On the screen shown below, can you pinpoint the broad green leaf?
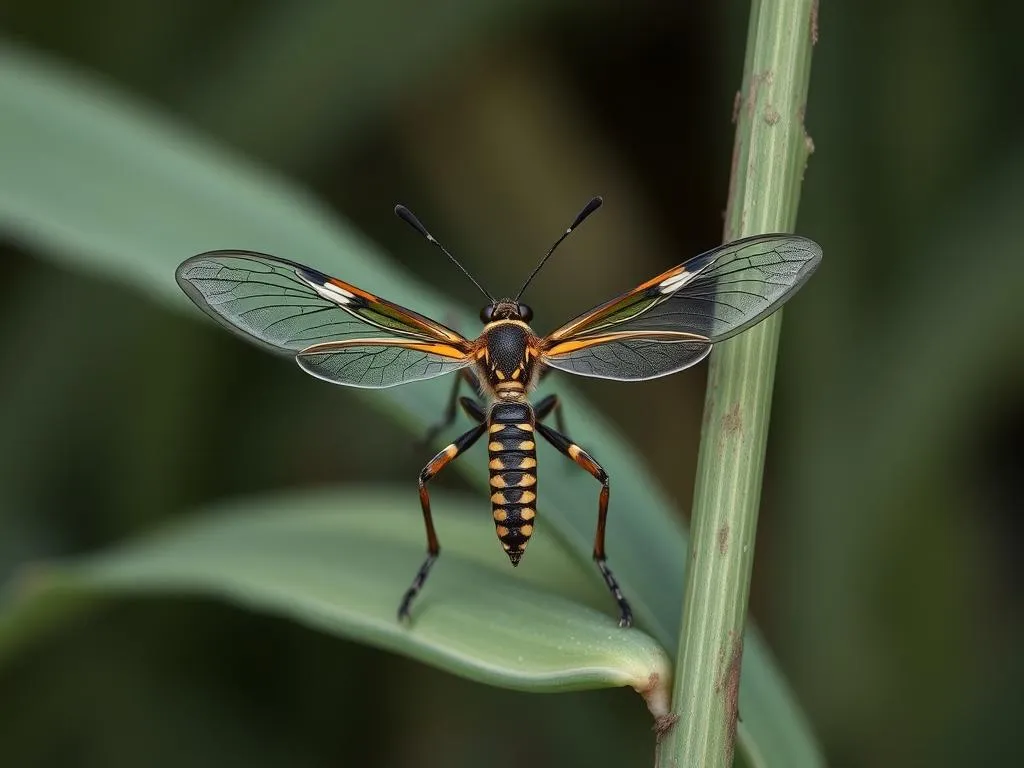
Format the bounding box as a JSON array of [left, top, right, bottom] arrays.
[[0, 489, 671, 711], [0, 41, 820, 765]]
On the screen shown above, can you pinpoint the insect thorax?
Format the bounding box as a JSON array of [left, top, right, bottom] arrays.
[[477, 320, 538, 398]]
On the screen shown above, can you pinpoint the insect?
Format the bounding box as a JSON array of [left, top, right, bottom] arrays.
[[176, 197, 821, 627]]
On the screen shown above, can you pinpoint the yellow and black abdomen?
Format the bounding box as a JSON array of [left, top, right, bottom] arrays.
[[487, 402, 537, 565]]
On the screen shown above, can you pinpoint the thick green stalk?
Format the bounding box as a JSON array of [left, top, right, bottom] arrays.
[[657, 1, 817, 766]]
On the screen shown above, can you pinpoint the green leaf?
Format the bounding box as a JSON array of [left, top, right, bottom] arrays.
[[0, 40, 820, 765], [0, 489, 671, 709]]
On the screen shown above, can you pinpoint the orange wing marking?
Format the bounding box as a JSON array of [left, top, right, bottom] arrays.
[[544, 329, 708, 357], [300, 338, 471, 359]]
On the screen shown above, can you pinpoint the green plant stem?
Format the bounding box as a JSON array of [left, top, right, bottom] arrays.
[[657, 1, 817, 766]]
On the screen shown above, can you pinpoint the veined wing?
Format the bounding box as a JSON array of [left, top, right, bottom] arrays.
[[541, 234, 820, 381], [176, 250, 468, 355], [296, 339, 472, 389], [545, 234, 822, 344], [542, 331, 711, 381]]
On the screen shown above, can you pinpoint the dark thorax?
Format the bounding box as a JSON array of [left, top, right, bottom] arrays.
[[474, 302, 541, 402]]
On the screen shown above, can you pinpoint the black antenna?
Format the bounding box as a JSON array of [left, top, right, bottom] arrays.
[[395, 204, 494, 302], [515, 196, 602, 301]]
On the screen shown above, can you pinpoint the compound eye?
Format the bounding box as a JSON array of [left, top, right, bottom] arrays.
[[517, 303, 534, 322], [480, 304, 496, 323]]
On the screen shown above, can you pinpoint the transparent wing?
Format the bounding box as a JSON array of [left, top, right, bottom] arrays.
[[543, 331, 712, 381], [546, 234, 821, 344], [176, 250, 468, 355], [296, 339, 472, 389]]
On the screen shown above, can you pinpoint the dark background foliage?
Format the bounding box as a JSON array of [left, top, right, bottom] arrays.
[[1, 1, 1022, 766]]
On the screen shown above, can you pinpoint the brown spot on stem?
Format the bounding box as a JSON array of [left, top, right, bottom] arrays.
[[811, 0, 820, 44], [764, 105, 780, 125], [717, 524, 730, 555], [718, 402, 743, 459], [653, 712, 679, 740], [745, 70, 774, 119], [723, 635, 744, 767], [731, 90, 741, 123], [722, 402, 743, 437], [714, 641, 727, 694]]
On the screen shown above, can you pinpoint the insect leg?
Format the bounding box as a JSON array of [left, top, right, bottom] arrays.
[[459, 396, 486, 423], [399, 422, 487, 622], [419, 370, 482, 447], [533, 393, 568, 435], [535, 422, 632, 628]]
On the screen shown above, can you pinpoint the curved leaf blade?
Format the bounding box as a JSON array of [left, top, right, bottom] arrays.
[[0, 489, 671, 710]]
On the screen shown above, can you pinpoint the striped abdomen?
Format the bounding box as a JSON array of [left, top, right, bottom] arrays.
[[487, 402, 537, 565]]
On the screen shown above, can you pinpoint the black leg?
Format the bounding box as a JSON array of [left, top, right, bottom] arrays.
[[419, 371, 481, 448], [533, 393, 568, 435], [459, 396, 486, 423], [535, 421, 632, 628], [419, 375, 463, 448], [536, 368, 565, 431], [399, 422, 486, 622]]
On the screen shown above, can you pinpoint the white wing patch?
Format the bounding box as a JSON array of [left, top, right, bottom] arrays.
[[658, 270, 694, 294], [295, 269, 355, 305]]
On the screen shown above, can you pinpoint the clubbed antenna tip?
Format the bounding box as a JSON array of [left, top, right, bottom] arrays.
[[515, 195, 604, 300], [394, 203, 494, 302]]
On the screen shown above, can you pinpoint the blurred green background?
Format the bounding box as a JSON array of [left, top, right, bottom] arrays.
[[1, 1, 1022, 766]]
